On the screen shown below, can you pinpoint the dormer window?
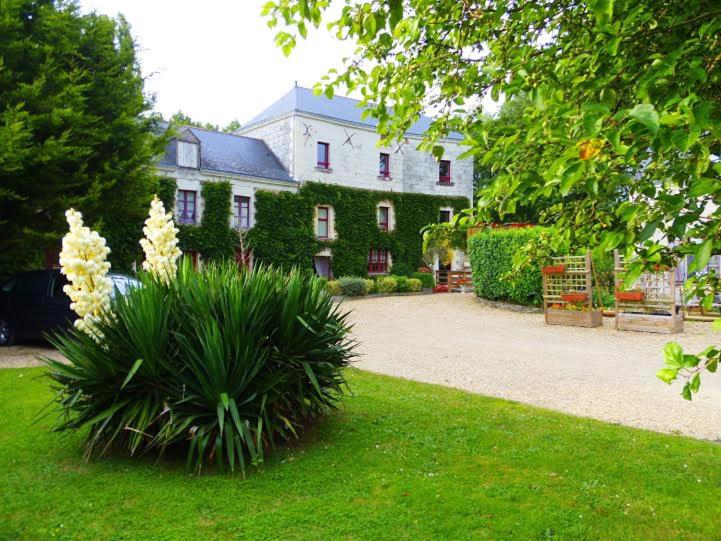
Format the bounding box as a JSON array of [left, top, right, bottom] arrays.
[[316, 142, 330, 169], [177, 141, 199, 168], [438, 160, 451, 184]]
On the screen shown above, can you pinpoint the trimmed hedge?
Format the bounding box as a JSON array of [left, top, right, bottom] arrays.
[[468, 227, 543, 306], [337, 276, 368, 297], [412, 271, 435, 289]]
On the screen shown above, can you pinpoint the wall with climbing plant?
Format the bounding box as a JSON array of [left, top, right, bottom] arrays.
[[249, 182, 469, 276], [156, 177, 239, 262]]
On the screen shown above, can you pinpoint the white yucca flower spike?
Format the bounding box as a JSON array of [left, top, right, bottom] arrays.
[[140, 195, 182, 283], [58, 209, 112, 340]]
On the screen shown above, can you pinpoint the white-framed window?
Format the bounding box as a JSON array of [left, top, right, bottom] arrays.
[[177, 141, 199, 168]]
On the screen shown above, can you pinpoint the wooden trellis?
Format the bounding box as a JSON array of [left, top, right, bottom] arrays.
[[542, 252, 602, 328], [614, 251, 683, 334]]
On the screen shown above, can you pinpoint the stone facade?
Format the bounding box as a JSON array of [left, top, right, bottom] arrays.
[[240, 113, 473, 201]]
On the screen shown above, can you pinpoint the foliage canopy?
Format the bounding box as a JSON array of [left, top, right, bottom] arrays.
[[263, 0, 721, 396]]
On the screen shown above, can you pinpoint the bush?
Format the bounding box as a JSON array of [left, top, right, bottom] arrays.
[[468, 227, 543, 306], [337, 276, 368, 297], [375, 276, 398, 294], [412, 271, 435, 289], [364, 278, 376, 294], [408, 278, 423, 292], [393, 275, 411, 293], [326, 279, 342, 296], [390, 261, 414, 277], [45, 262, 355, 473]]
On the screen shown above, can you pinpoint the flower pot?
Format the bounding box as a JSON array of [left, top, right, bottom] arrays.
[[542, 264, 566, 275], [615, 290, 645, 302], [433, 285, 449, 293], [561, 292, 587, 303]]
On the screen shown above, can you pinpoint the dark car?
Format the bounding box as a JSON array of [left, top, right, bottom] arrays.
[[0, 269, 140, 346]]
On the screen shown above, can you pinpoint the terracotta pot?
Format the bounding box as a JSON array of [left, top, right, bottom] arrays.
[[541, 264, 566, 275], [615, 290, 645, 301], [561, 292, 587, 303]]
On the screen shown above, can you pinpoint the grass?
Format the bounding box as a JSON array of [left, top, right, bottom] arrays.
[[1, 367, 720, 540]]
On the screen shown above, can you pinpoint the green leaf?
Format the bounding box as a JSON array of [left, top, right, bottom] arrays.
[[711, 318, 721, 331], [690, 239, 713, 272], [656, 368, 678, 384], [589, 0, 613, 25], [681, 354, 700, 368], [681, 382, 692, 401], [220, 392, 229, 410], [663, 342, 683, 368], [120, 359, 143, 390], [628, 104, 659, 134], [707, 358, 718, 373], [689, 373, 701, 393]]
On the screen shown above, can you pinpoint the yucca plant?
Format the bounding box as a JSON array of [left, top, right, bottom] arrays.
[[44, 261, 355, 473]]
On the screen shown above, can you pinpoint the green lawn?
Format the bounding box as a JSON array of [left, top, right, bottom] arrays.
[[1, 367, 720, 540]]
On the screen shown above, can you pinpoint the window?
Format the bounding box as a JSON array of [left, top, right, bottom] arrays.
[[378, 206, 390, 231], [177, 141, 199, 168], [379, 153, 390, 178], [176, 189, 197, 224], [439, 160, 451, 184], [439, 210, 452, 223], [368, 248, 390, 274], [233, 195, 250, 229], [316, 142, 330, 169], [317, 206, 329, 238]]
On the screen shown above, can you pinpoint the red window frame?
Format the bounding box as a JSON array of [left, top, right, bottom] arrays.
[[368, 248, 389, 274], [317, 206, 329, 238], [317, 142, 330, 169], [439, 160, 452, 184], [177, 189, 197, 224], [378, 206, 390, 231], [379, 153, 390, 178], [234, 195, 250, 229]]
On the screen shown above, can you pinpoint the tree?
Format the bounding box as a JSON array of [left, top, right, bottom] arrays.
[[168, 111, 242, 133], [264, 0, 721, 397], [0, 0, 165, 275]]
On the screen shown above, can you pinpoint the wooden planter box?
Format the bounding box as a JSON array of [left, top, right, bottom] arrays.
[[616, 313, 684, 334], [615, 291, 645, 302], [546, 309, 603, 328], [561, 292, 587, 303], [542, 264, 566, 275]]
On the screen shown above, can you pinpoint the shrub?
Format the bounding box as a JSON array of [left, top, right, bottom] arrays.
[[412, 271, 435, 289], [45, 262, 355, 473], [394, 275, 411, 293], [468, 227, 543, 306], [364, 278, 376, 294], [390, 261, 414, 277], [408, 278, 423, 292], [375, 276, 398, 294], [337, 276, 368, 297], [326, 279, 342, 296]]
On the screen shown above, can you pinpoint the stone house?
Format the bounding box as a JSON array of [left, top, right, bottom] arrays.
[[158, 85, 474, 277]]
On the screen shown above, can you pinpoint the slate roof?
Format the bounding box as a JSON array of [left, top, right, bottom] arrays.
[[242, 85, 463, 141], [158, 124, 294, 183]]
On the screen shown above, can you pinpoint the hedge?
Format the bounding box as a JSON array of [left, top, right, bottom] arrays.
[[468, 227, 543, 306], [249, 182, 469, 276]]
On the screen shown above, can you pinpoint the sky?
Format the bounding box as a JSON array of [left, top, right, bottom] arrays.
[[79, 0, 500, 128], [78, 0, 358, 127]]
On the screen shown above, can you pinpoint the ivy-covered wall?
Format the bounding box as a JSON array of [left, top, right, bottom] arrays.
[[157, 177, 239, 262], [250, 182, 470, 276]]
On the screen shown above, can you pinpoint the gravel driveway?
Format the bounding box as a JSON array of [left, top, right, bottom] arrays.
[[345, 294, 721, 441]]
